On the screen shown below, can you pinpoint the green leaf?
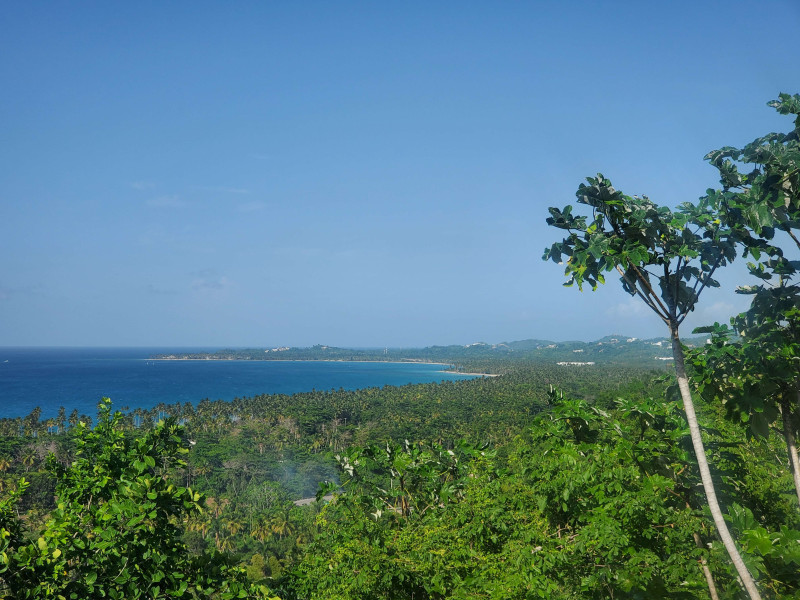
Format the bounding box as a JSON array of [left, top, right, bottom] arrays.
[[750, 412, 770, 439], [126, 514, 144, 528]]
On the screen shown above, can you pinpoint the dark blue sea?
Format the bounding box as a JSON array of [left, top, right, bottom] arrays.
[[0, 348, 477, 420]]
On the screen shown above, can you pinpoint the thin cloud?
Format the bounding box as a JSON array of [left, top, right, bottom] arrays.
[[145, 284, 179, 295], [192, 186, 250, 195], [146, 195, 187, 208], [237, 201, 266, 212], [0, 283, 44, 300], [191, 275, 232, 292], [130, 181, 155, 190], [697, 301, 736, 321], [190, 268, 217, 278], [606, 298, 651, 318], [272, 246, 324, 258], [189, 269, 233, 293]]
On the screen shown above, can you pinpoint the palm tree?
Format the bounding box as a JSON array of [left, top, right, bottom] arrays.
[[24, 406, 42, 437], [19, 447, 36, 472], [252, 520, 272, 544], [56, 406, 66, 434], [224, 518, 242, 537], [189, 516, 211, 539], [270, 509, 294, 540], [216, 534, 233, 553]]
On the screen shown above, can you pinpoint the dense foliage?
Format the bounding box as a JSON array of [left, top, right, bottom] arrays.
[[3, 364, 800, 599], [0, 399, 275, 599], [291, 388, 800, 599], [0, 367, 658, 598]]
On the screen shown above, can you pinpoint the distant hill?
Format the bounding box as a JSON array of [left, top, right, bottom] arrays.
[[151, 334, 709, 372]]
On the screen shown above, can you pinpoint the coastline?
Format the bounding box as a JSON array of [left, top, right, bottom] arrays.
[[146, 357, 499, 377], [148, 358, 452, 366], [442, 371, 500, 377]]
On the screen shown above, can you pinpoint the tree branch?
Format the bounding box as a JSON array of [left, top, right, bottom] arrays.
[[678, 253, 724, 326], [628, 260, 671, 321], [673, 256, 683, 316], [615, 265, 665, 320], [785, 227, 800, 251]]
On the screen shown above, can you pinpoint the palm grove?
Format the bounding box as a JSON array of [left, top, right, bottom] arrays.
[[1, 95, 799, 599]]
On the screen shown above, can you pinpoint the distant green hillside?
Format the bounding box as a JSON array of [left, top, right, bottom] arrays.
[[152, 335, 709, 373]]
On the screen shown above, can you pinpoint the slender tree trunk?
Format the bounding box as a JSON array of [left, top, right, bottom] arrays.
[[693, 531, 720, 600], [783, 394, 800, 508], [686, 497, 719, 600], [683, 496, 720, 599], [671, 327, 762, 600]]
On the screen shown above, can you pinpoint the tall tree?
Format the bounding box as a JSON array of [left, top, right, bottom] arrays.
[[56, 406, 66, 435], [698, 93, 800, 508], [544, 176, 762, 599]]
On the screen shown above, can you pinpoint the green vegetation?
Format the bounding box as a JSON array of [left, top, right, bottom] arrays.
[[2, 94, 800, 598], [0, 399, 276, 599], [150, 334, 702, 374], [4, 370, 798, 598], [543, 93, 800, 599], [543, 172, 755, 590], [294, 392, 800, 599]]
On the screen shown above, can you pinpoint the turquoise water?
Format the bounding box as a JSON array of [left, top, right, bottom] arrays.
[[0, 347, 476, 420]]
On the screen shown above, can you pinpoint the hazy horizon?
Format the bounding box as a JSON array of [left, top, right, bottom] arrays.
[[0, 331, 702, 351]]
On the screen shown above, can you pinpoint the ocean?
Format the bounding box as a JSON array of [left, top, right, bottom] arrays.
[[0, 347, 477, 420]]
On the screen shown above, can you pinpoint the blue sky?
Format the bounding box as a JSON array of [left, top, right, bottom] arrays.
[[1, 1, 798, 347]]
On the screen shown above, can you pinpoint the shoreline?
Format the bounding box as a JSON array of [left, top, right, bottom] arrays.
[[442, 371, 500, 377], [146, 357, 499, 377], [148, 357, 451, 366]]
